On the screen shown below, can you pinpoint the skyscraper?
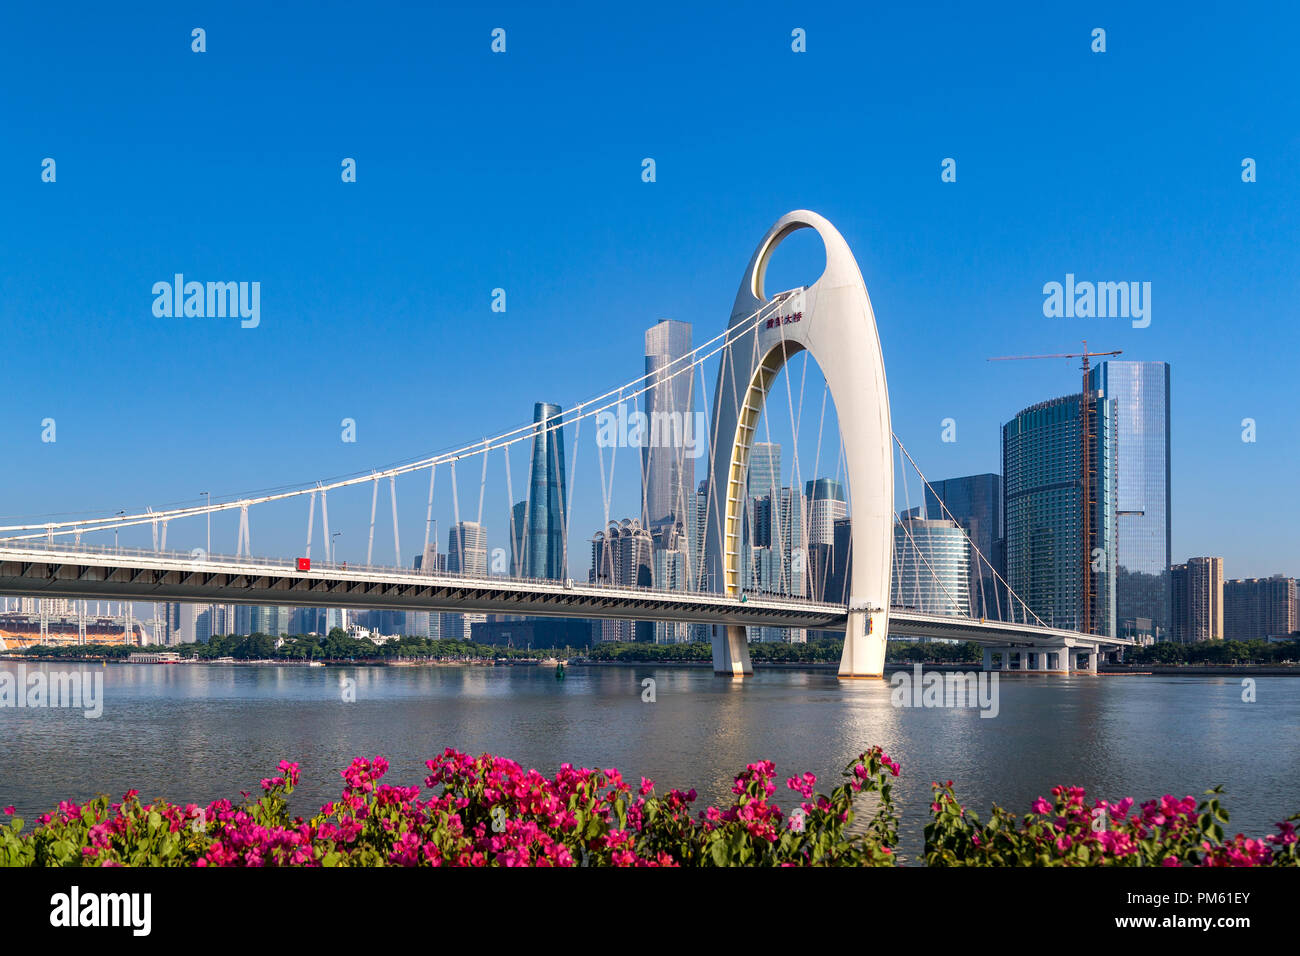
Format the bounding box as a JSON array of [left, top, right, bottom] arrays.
[[924, 473, 1006, 620], [1003, 392, 1117, 636], [590, 519, 654, 643], [1170, 557, 1223, 643], [508, 499, 528, 578], [1088, 361, 1172, 642], [747, 484, 807, 642], [805, 478, 847, 601], [892, 517, 971, 617], [166, 602, 204, 644], [650, 521, 690, 644], [826, 516, 853, 605], [747, 443, 781, 499], [442, 521, 488, 639], [524, 403, 568, 580], [249, 606, 292, 638], [413, 544, 444, 638], [742, 443, 781, 605], [642, 319, 694, 530], [690, 479, 709, 591]]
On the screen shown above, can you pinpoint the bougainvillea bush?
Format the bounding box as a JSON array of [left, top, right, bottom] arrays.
[[0, 747, 1294, 866]]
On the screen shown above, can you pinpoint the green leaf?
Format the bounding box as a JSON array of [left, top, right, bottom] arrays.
[[710, 839, 729, 867]]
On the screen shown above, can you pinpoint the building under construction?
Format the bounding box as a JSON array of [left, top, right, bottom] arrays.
[[1001, 390, 1118, 637]]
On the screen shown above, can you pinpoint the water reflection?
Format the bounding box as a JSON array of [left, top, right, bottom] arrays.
[[0, 662, 1295, 861]]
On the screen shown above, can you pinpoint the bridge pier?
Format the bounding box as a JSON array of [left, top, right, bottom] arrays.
[[981, 647, 1015, 672], [837, 608, 886, 679], [711, 624, 753, 676], [1022, 645, 1072, 674]]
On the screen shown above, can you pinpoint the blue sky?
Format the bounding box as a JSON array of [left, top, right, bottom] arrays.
[[1, 1, 1296, 580]]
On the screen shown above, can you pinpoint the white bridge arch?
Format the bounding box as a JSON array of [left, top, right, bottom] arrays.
[[705, 210, 893, 678]]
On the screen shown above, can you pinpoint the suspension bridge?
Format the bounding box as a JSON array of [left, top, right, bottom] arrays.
[[0, 210, 1132, 676]]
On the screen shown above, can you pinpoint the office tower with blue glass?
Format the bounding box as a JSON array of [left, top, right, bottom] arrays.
[[508, 499, 528, 578], [442, 521, 488, 640], [805, 478, 847, 602], [891, 517, 971, 616], [1087, 360, 1172, 642], [642, 319, 694, 532], [924, 473, 1006, 620], [1003, 392, 1118, 636], [524, 402, 568, 580]]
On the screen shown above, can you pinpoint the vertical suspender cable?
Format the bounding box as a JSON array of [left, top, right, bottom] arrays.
[[390, 474, 402, 568], [305, 490, 316, 560], [367, 476, 379, 566], [561, 415, 581, 580], [423, 464, 437, 571]]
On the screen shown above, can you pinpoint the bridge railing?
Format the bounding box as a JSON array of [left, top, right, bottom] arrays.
[[0, 538, 847, 610]]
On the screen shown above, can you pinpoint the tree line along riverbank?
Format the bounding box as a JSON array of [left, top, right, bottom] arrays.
[[6, 632, 1297, 667]]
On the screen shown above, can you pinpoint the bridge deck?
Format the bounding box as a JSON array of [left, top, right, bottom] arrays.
[[0, 544, 1131, 647]]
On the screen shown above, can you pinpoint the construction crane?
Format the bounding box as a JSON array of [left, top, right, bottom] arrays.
[[988, 341, 1121, 635]]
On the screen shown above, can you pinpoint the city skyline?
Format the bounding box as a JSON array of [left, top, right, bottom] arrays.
[[3, 3, 1298, 895], [1, 6, 1296, 587]]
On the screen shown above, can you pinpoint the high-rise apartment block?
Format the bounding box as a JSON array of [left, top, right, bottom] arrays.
[[1224, 575, 1297, 640], [1170, 557, 1223, 642]]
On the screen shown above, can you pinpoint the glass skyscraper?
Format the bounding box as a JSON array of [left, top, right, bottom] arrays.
[[742, 442, 781, 606], [443, 521, 488, 639], [747, 443, 781, 499], [892, 517, 971, 616], [804, 478, 846, 601], [1087, 361, 1172, 642], [590, 519, 654, 643], [1002, 392, 1117, 636], [643, 319, 694, 530], [924, 473, 1006, 620], [508, 499, 527, 578], [746, 483, 807, 643], [524, 402, 568, 580]]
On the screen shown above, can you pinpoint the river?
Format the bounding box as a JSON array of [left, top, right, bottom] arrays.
[[2, 662, 1295, 862]]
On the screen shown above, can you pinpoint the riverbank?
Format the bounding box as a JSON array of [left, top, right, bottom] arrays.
[[1102, 664, 1300, 676], [7, 654, 1298, 675]]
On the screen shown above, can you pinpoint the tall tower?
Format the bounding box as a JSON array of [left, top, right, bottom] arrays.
[[524, 403, 568, 580], [506, 500, 527, 577], [443, 521, 488, 640], [892, 517, 971, 617], [1087, 361, 1172, 642], [1170, 557, 1223, 643], [590, 519, 654, 643], [1003, 392, 1117, 636], [924, 474, 1006, 620], [642, 320, 694, 531]]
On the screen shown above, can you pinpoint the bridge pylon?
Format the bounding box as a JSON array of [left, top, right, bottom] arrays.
[[705, 210, 893, 678]]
